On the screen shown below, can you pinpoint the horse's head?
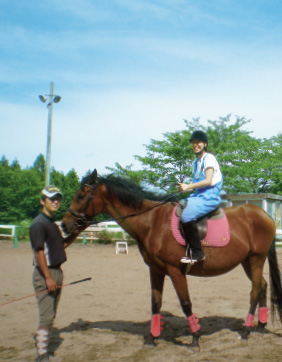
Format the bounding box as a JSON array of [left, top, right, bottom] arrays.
[[62, 170, 160, 235], [62, 169, 103, 234]]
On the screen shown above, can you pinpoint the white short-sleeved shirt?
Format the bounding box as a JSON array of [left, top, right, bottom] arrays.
[[195, 153, 222, 185]]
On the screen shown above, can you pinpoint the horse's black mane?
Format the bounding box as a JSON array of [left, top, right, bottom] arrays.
[[81, 173, 174, 208]]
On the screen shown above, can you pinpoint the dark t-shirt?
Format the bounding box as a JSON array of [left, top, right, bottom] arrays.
[[30, 212, 66, 267]]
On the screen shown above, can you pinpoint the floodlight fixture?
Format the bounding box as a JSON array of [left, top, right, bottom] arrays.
[[39, 95, 47, 103], [53, 95, 61, 103], [39, 82, 61, 187]]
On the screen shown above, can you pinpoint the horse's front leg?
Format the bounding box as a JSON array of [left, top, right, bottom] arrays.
[[168, 266, 201, 348], [144, 268, 165, 346]]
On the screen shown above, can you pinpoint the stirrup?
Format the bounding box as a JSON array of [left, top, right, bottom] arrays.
[[181, 250, 205, 264], [180, 256, 205, 264], [181, 256, 195, 264]]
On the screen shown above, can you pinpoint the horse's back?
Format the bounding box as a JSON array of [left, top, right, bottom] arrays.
[[225, 203, 276, 251], [225, 203, 274, 229]]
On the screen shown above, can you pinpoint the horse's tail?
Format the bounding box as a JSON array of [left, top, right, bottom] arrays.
[[268, 238, 282, 323]]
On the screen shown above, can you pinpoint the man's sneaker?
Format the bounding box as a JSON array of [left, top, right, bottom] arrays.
[[49, 355, 62, 362], [181, 251, 205, 264], [36, 353, 49, 362]]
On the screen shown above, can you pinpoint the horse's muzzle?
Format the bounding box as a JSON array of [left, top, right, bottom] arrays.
[[61, 220, 78, 235]]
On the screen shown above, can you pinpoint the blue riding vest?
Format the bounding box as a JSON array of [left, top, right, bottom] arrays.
[[181, 154, 223, 223]]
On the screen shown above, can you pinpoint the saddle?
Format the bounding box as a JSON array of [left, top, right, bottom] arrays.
[[175, 199, 224, 240]]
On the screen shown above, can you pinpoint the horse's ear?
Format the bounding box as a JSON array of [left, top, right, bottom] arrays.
[[90, 169, 98, 184]]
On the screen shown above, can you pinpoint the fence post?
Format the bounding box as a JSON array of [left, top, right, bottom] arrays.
[[14, 226, 18, 249], [82, 232, 87, 245]]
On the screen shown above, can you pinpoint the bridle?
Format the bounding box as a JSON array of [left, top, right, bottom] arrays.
[[67, 184, 95, 227]]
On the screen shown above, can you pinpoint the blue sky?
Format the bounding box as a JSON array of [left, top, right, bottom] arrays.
[[1, 0, 282, 178]]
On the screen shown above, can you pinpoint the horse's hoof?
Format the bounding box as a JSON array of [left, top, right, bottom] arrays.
[[187, 334, 200, 350], [144, 334, 158, 346], [239, 327, 252, 340], [255, 322, 267, 333], [187, 343, 200, 352]]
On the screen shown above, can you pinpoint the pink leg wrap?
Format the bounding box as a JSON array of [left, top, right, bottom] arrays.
[[258, 307, 268, 324], [187, 313, 200, 333], [151, 314, 164, 337], [243, 313, 254, 327]]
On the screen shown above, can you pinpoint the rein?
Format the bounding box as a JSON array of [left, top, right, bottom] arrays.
[[68, 186, 182, 227], [106, 192, 181, 225]]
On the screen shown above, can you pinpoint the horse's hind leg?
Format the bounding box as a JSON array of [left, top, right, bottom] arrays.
[[256, 276, 268, 332], [241, 256, 267, 338], [145, 268, 165, 345]]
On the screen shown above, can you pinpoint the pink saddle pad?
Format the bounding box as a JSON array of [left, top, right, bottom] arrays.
[[171, 205, 230, 247]]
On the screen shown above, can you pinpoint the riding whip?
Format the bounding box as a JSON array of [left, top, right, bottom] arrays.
[[0, 277, 91, 307]]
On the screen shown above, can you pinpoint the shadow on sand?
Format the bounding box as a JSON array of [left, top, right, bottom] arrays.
[[49, 311, 280, 354]]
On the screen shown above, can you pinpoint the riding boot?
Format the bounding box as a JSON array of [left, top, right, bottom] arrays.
[[180, 220, 205, 264]]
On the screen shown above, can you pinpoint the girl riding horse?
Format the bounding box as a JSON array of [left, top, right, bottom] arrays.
[[178, 130, 223, 263]]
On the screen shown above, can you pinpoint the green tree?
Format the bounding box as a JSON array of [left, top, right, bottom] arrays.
[[268, 133, 282, 195], [55, 169, 80, 220], [204, 116, 265, 193], [0, 155, 9, 168], [136, 129, 194, 190], [106, 163, 147, 186], [206, 117, 282, 193], [33, 154, 46, 174], [0, 158, 23, 223], [107, 129, 194, 194], [0, 155, 80, 224], [107, 115, 282, 195], [10, 159, 21, 171]]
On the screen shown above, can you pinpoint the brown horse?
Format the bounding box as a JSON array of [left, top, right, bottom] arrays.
[[62, 169, 282, 348]]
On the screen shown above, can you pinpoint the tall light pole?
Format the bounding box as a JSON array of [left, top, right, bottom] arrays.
[[39, 82, 61, 187]]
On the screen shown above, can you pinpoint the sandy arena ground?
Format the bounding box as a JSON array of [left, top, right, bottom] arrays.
[[1, 240, 282, 362]]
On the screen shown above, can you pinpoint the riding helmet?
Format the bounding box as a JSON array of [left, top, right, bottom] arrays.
[[189, 130, 208, 144]]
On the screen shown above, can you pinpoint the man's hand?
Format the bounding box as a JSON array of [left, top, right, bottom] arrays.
[[35, 250, 57, 292], [45, 275, 57, 292], [64, 233, 79, 249]]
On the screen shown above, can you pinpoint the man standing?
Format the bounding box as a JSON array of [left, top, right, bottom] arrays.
[[30, 186, 77, 362]]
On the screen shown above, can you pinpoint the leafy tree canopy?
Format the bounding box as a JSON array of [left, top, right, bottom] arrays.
[[107, 115, 282, 195], [0, 155, 80, 224]]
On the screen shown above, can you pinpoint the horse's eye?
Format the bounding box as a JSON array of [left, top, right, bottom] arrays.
[[77, 194, 84, 201]]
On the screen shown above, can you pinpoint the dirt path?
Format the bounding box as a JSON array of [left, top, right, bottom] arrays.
[[1, 241, 282, 361]]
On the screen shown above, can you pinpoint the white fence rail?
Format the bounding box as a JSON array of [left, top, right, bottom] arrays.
[[0, 225, 18, 248], [276, 229, 282, 246], [0, 225, 16, 238], [1, 224, 282, 247]]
